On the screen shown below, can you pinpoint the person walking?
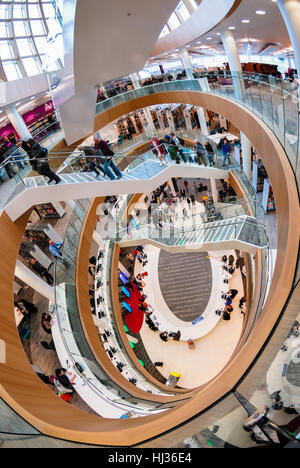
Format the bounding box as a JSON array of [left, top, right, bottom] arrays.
[[30, 259, 53, 286], [49, 240, 69, 266], [79, 145, 105, 177], [30, 140, 61, 184], [94, 136, 122, 180]]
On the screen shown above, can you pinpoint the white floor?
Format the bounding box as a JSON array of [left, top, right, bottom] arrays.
[[136, 247, 245, 389]]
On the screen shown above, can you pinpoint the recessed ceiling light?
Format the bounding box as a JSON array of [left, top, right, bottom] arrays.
[[206, 37, 212, 40], [228, 26, 236, 30], [242, 19, 250, 23], [256, 10, 266, 15]]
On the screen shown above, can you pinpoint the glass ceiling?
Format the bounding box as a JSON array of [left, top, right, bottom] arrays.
[[0, 0, 63, 81], [159, 0, 199, 39]]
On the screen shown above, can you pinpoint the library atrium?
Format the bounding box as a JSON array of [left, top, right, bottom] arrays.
[[0, 0, 300, 449]]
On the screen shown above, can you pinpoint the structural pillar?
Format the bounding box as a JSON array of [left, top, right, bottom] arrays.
[[15, 260, 55, 301], [240, 132, 252, 181], [99, 84, 108, 99], [130, 73, 141, 89], [143, 107, 157, 137], [93, 230, 103, 248], [277, 0, 300, 78], [197, 107, 209, 136], [210, 179, 219, 205], [169, 179, 178, 197], [4, 103, 32, 140], [221, 29, 244, 100], [179, 47, 194, 80]]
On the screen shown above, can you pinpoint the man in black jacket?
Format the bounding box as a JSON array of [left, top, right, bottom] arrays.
[[30, 259, 53, 286]]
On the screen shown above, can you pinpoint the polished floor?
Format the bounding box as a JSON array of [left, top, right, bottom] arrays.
[[140, 248, 245, 389], [158, 250, 212, 322]]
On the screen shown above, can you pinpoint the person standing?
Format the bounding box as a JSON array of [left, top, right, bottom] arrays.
[[41, 312, 55, 350], [205, 141, 215, 167], [194, 140, 206, 166], [151, 136, 167, 166], [222, 138, 231, 167]]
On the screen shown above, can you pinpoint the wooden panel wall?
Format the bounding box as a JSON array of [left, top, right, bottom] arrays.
[[0, 91, 298, 446]]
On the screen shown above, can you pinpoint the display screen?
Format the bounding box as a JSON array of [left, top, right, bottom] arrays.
[[119, 273, 128, 285]]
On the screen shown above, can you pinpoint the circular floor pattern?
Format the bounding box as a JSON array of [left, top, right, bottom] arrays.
[[286, 358, 300, 388], [158, 250, 213, 323]]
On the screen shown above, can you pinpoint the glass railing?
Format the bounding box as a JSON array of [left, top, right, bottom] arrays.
[[95, 73, 300, 180], [53, 198, 179, 417], [1, 141, 236, 209], [113, 216, 268, 250]]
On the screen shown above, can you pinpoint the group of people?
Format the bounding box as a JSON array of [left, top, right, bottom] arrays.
[[150, 132, 232, 169], [0, 135, 28, 182], [0, 134, 61, 185], [78, 136, 122, 180], [215, 254, 247, 322]]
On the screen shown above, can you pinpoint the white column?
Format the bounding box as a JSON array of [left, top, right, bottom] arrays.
[[221, 29, 243, 100], [179, 47, 194, 80], [169, 179, 177, 197], [130, 73, 141, 89], [64, 200, 85, 218], [93, 230, 103, 248], [15, 260, 55, 301], [210, 179, 219, 205], [143, 107, 157, 136], [277, 0, 300, 79], [197, 107, 209, 136], [240, 132, 252, 181], [100, 84, 108, 99], [4, 104, 32, 140]]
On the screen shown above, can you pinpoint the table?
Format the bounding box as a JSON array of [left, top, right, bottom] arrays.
[[207, 132, 240, 146]]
